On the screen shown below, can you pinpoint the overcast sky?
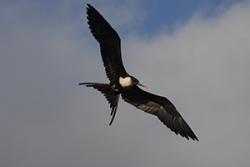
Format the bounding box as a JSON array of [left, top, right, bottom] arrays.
[[1, 0, 250, 167]]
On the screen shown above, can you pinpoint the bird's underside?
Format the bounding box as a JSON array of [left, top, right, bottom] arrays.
[[80, 4, 199, 141]]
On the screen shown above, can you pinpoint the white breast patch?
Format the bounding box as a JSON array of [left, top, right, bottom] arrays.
[[119, 77, 132, 87]]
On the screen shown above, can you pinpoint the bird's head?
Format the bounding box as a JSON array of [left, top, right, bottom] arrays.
[[119, 76, 146, 88]]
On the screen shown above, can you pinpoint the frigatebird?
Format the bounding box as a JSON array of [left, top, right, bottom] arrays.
[[79, 4, 198, 141]]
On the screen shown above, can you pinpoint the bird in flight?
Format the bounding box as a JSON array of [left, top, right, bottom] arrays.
[[79, 4, 198, 141]]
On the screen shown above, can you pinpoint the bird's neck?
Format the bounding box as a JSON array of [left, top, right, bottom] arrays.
[[119, 76, 132, 87]]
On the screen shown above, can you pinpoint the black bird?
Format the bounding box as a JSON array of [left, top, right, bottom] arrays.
[[79, 4, 198, 141]]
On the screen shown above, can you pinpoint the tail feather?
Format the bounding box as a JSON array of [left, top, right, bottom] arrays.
[[79, 82, 119, 125]]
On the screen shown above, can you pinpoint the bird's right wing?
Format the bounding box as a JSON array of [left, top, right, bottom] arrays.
[[86, 4, 128, 83], [121, 86, 198, 141]]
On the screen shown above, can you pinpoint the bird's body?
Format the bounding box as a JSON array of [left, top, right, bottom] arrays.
[[80, 4, 198, 141]]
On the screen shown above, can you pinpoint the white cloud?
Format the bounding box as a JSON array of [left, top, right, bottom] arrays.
[[122, 2, 250, 166]]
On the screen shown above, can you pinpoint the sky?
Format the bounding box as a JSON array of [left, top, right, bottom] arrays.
[[1, 0, 250, 167]]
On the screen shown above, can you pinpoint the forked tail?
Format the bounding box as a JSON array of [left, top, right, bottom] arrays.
[[79, 82, 119, 125]]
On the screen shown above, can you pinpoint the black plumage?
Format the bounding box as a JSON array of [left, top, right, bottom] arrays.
[[121, 86, 198, 140], [80, 4, 198, 141], [86, 4, 128, 84]]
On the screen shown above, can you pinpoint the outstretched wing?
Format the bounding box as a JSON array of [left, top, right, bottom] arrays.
[[86, 4, 128, 83], [121, 86, 198, 141]]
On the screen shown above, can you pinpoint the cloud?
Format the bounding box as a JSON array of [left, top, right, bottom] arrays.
[[123, 2, 250, 166], [1, 1, 250, 167]]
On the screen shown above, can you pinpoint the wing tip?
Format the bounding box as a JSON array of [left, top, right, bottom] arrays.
[[184, 133, 199, 141], [165, 115, 199, 141], [86, 3, 95, 19], [86, 3, 93, 10], [179, 120, 199, 141], [86, 3, 98, 17], [189, 131, 199, 141]]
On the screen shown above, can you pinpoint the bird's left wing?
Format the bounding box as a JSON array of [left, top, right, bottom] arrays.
[[121, 86, 198, 141]]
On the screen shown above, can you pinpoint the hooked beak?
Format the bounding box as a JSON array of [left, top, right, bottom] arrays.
[[137, 82, 147, 88]]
